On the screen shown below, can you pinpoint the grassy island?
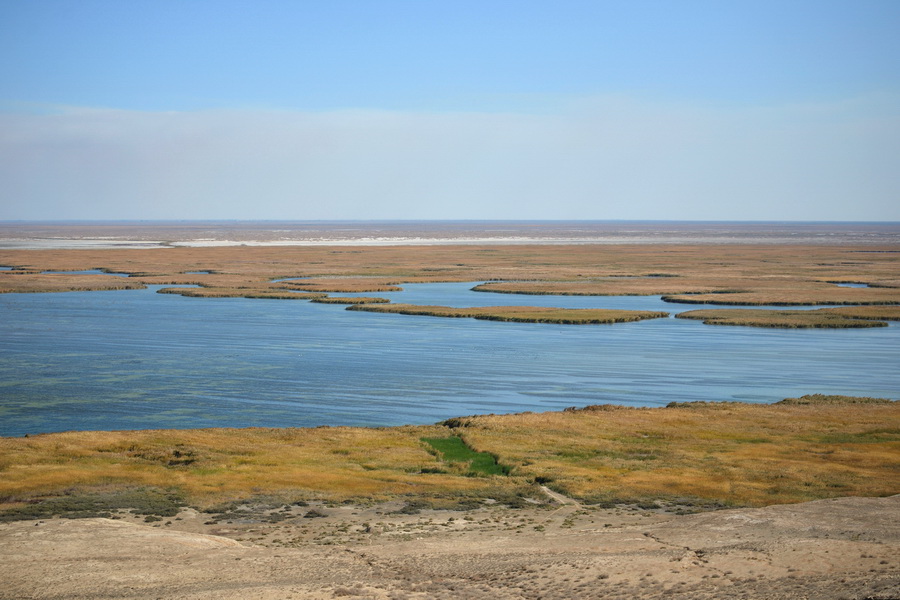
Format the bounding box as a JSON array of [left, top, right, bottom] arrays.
[[675, 307, 900, 328], [347, 303, 669, 324], [310, 296, 390, 304], [157, 287, 327, 300]]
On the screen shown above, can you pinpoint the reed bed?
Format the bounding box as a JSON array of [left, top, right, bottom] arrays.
[[0, 272, 146, 293], [475, 280, 900, 306], [310, 296, 390, 304], [347, 303, 669, 324], [281, 278, 404, 293], [134, 273, 261, 287], [675, 308, 892, 328], [157, 287, 327, 300], [662, 285, 900, 306], [818, 306, 900, 320], [472, 279, 736, 296]]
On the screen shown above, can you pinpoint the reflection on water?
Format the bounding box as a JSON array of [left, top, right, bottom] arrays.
[[0, 282, 897, 436]]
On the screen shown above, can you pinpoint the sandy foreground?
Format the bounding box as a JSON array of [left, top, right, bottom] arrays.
[[1, 494, 897, 600]]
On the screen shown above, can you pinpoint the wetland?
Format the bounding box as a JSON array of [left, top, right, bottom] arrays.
[[1, 235, 899, 437], [1, 222, 898, 599]]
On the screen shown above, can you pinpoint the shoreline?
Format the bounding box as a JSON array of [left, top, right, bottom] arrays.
[[3, 397, 896, 515]]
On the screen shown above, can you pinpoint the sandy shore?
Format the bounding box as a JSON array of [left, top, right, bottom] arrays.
[[1, 494, 897, 599]]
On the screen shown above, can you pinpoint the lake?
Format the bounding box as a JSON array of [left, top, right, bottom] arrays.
[[1, 281, 897, 436]]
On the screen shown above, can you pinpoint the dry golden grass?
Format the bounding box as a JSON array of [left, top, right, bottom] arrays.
[[476, 279, 900, 306], [454, 400, 900, 506], [310, 296, 390, 304], [133, 273, 263, 287], [2, 400, 896, 512], [662, 284, 900, 306], [472, 278, 736, 296], [818, 305, 900, 320], [0, 425, 512, 510], [157, 287, 326, 300], [347, 303, 669, 324], [282, 278, 404, 293], [675, 308, 890, 328], [0, 272, 146, 293]]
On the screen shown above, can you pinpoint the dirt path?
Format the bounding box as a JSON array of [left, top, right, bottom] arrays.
[[539, 485, 581, 507], [1, 495, 897, 599]]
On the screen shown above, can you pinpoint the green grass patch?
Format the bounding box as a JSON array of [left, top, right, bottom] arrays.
[[422, 436, 509, 476]]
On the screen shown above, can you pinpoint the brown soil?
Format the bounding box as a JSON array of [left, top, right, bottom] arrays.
[[1, 495, 896, 599]]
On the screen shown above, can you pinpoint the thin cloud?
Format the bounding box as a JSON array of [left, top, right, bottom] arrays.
[[1, 95, 897, 220]]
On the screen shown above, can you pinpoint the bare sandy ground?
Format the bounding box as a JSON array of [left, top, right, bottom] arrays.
[[1, 494, 897, 599]]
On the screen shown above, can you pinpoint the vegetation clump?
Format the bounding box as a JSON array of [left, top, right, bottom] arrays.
[[0, 272, 146, 293], [817, 306, 900, 321], [310, 296, 390, 304], [675, 308, 892, 328], [472, 279, 729, 296], [157, 287, 326, 300], [348, 303, 669, 324], [284, 278, 404, 293]]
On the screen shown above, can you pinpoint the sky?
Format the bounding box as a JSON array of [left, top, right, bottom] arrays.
[[1, 0, 898, 221]]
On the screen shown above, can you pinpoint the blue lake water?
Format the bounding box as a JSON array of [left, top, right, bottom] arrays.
[[1, 282, 897, 436]]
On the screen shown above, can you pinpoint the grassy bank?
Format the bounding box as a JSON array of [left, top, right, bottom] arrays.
[[1, 397, 896, 520]]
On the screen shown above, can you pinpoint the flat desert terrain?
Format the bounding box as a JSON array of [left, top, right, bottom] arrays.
[[1, 494, 898, 600]]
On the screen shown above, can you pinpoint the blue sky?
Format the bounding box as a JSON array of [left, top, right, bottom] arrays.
[[1, 0, 898, 220]]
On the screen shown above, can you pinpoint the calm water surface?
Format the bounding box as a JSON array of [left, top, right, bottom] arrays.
[[1, 282, 897, 436]]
